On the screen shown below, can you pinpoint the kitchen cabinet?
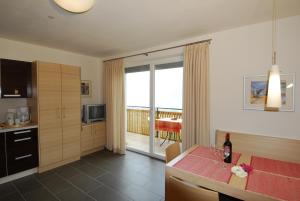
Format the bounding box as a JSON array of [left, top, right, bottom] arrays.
[[0, 134, 7, 178], [0, 127, 38, 179], [6, 128, 38, 175], [0, 58, 32, 98], [36, 61, 81, 172], [81, 121, 106, 155]]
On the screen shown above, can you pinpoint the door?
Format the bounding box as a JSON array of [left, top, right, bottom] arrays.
[[153, 62, 183, 157], [81, 125, 93, 153], [125, 65, 150, 154], [38, 61, 63, 166], [0, 133, 7, 178], [61, 65, 81, 160], [93, 121, 106, 148], [125, 60, 183, 159]]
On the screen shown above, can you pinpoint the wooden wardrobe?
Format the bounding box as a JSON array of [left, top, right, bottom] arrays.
[[35, 61, 81, 172]]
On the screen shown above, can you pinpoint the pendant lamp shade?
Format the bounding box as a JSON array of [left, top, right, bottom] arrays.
[[266, 65, 281, 108], [53, 0, 95, 13]]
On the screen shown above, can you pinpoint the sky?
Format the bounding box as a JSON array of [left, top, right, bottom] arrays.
[[126, 68, 183, 110]]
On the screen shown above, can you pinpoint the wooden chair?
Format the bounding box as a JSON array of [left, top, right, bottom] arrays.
[[165, 142, 181, 163], [166, 176, 219, 201]]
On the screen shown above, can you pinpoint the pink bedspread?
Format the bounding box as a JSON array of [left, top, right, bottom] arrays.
[[174, 146, 241, 183]]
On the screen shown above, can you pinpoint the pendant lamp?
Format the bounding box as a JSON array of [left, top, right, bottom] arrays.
[[266, 0, 281, 110], [53, 0, 95, 13]]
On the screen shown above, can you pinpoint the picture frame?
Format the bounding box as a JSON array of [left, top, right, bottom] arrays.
[[81, 80, 92, 97], [243, 73, 295, 111]]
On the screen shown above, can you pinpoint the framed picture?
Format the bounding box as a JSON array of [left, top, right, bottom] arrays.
[[243, 74, 295, 111], [81, 80, 92, 97]]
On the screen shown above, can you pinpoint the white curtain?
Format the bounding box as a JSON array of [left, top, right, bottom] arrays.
[[104, 59, 126, 154], [182, 42, 210, 151]]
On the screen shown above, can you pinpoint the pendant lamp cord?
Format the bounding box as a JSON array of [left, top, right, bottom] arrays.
[[272, 0, 278, 65]]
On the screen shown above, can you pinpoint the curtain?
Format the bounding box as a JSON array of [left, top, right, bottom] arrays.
[[182, 42, 210, 151], [104, 59, 126, 154]]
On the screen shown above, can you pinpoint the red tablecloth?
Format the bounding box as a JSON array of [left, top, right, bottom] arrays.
[[246, 156, 300, 201], [155, 118, 182, 133], [174, 146, 241, 184]]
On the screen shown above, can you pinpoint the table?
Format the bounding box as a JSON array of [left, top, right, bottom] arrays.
[[155, 118, 182, 146], [166, 145, 300, 201]]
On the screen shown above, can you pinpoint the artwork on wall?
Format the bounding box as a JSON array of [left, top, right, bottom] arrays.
[[81, 80, 92, 97], [243, 74, 295, 111]]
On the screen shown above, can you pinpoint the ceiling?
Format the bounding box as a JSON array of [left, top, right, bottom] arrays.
[[0, 0, 299, 58]]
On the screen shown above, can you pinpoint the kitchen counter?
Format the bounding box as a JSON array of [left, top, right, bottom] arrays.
[[0, 122, 38, 133]]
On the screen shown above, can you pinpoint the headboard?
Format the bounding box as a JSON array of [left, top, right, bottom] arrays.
[[215, 129, 300, 163]]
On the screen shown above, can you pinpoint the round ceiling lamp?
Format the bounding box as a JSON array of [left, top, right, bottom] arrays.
[[53, 0, 95, 13]]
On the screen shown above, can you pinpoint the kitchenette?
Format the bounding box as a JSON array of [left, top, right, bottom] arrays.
[[0, 58, 39, 184]]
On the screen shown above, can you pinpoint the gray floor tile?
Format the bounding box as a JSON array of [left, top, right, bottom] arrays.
[[69, 160, 90, 169], [89, 185, 132, 201], [143, 179, 165, 197], [0, 150, 166, 201], [96, 173, 132, 192], [23, 187, 58, 201], [120, 185, 163, 201], [54, 165, 80, 179], [0, 193, 24, 201], [56, 187, 95, 201], [69, 173, 102, 193], [13, 175, 43, 194], [34, 170, 56, 181], [77, 164, 107, 178], [38, 174, 73, 194], [0, 182, 16, 198]]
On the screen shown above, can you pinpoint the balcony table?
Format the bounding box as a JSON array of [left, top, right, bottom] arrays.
[[166, 145, 300, 201], [155, 118, 182, 145]]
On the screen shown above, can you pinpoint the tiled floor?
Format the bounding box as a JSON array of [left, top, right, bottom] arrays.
[[0, 150, 165, 201]]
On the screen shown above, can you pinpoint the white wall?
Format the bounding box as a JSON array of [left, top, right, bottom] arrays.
[[210, 15, 299, 141], [0, 37, 104, 104], [0, 38, 104, 121], [106, 15, 300, 141]]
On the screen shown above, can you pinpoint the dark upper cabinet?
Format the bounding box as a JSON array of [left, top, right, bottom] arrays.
[[0, 134, 7, 178], [0, 59, 32, 98]]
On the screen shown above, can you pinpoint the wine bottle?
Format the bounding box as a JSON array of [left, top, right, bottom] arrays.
[[223, 133, 232, 163]]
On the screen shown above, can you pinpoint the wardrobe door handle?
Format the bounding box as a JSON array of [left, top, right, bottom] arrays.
[[57, 107, 61, 119], [62, 107, 66, 118]]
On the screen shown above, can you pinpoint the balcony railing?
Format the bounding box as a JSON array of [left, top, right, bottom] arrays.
[[126, 106, 182, 141]]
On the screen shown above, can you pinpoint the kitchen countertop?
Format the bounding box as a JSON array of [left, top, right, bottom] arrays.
[[0, 122, 38, 133]]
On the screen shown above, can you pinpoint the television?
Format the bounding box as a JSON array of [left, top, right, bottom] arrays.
[[82, 104, 106, 123]]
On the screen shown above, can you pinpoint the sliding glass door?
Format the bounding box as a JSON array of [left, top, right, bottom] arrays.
[[125, 65, 150, 154], [125, 61, 183, 159]]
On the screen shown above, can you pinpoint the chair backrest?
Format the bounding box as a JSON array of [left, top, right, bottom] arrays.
[[165, 142, 181, 163], [166, 176, 219, 201]]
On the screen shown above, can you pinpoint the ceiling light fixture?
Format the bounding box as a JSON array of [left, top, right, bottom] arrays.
[[266, 0, 281, 111], [53, 0, 95, 13]]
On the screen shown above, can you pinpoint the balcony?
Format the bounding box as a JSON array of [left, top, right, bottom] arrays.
[[126, 106, 182, 156]]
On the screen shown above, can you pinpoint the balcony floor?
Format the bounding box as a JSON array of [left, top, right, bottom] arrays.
[[126, 132, 176, 156]]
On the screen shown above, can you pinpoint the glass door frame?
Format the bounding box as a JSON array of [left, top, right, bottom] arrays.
[[125, 56, 183, 160]]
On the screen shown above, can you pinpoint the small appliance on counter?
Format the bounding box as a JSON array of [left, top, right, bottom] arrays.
[[5, 107, 31, 127], [16, 106, 30, 123], [6, 109, 16, 126]]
